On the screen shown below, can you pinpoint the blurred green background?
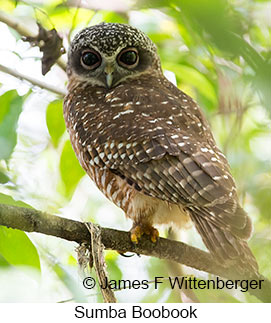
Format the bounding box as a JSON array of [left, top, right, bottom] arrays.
[[0, 0, 270, 303]]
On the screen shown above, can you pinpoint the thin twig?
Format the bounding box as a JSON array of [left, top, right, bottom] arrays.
[[0, 10, 67, 72], [0, 63, 66, 96], [0, 203, 270, 302]]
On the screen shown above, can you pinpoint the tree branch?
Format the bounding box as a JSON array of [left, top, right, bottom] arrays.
[[0, 203, 270, 302], [0, 63, 66, 96], [0, 10, 67, 72]]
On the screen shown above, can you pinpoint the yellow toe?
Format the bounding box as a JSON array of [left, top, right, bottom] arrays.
[[130, 224, 159, 244]]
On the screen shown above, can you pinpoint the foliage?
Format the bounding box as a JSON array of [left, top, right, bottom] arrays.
[[0, 90, 24, 160], [0, 0, 270, 303]]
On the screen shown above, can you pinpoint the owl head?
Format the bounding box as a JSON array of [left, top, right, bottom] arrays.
[[67, 22, 161, 88]]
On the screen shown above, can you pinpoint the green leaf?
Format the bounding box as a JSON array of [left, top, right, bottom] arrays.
[[106, 252, 122, 281], [254, 187, 271, 224], [60, 140, 85, 197], [0, 171, 9, 184], [0, 226, 40, 271], [0, 90, 24, 160], [0, 195, 38, 271], [46, 99, 66, 147], [0, 91, 12, 124], [0, 253, 10, 267], [164, 62, 217, 107], [0, 193, 33, 209]]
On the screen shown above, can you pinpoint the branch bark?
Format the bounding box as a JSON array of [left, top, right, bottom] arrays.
[[0, 203, 270, 302], [0, 63, 66, 96]]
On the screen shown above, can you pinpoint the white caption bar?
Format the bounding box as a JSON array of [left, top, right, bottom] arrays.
[[0, 303, 269, 322]]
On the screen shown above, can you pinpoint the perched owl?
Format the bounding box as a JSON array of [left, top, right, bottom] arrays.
[[64, 23, 258, 275]]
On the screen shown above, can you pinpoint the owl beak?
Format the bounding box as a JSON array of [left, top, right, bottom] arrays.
[[104, 64, 114, 88], [106, 73, 113, 88]]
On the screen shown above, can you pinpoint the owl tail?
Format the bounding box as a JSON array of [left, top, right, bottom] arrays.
[[190, 209, 259, 277]]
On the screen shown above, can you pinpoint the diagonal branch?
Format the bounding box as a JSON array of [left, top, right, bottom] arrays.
[[0, 203, 270, 302], [0, 63, 66, 96]]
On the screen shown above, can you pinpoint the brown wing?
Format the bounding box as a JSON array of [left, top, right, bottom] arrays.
[[90, 136, 258, 273], [92, 135, 248, 233]]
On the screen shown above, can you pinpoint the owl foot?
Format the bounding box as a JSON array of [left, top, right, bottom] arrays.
[[130, 224, 159, 244]]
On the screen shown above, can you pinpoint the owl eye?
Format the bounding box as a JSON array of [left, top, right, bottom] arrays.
[[81, 50, 101, 70], [117, 48, 139, 68]]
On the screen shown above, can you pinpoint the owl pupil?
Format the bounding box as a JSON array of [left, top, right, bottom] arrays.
[[120, 51, 137, 65], [82, 52, 99, 67]]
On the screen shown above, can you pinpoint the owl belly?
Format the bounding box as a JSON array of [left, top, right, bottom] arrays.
[[88, 164, 191, 229], [126, 189, 192, 228]]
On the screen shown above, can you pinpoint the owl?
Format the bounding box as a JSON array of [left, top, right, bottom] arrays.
[[64, 22, 258, 275]]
